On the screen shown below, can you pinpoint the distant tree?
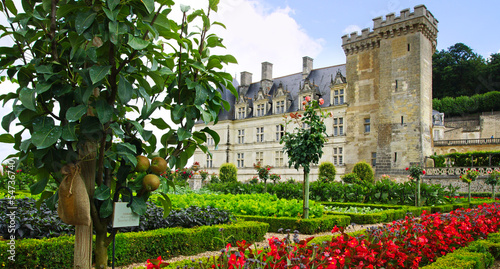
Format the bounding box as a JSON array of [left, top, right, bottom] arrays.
[[433, 43, 487, 99]]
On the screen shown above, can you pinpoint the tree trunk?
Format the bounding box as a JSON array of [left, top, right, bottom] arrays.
[[416, 179, 421, 207], [75, 142, 97, 269], [493, 185, 496, 200], [303, 170, 310, 219], [468, 182, 471, 203], [95, 229, 109, 269]]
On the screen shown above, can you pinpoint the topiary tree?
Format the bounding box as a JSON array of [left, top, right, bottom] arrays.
[[352, 161, 374, 184], [341, 172, 360, 184], [219, 163, 238, 183], [318, 161, 336, 182], [280, 97, 329, 219], [0, 0, 236, 268]]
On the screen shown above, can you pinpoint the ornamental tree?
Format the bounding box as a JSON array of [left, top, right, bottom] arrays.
[[0, 0, 236, 267], [280, 97, 329, 218], [406, 164, 426, 207], [486, 169, 500, 200], [460, 168, 480, 203]]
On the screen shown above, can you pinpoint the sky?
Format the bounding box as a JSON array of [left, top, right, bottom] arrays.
[[1, 0, 499, 163]]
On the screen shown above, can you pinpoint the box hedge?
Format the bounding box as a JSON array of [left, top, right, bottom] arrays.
[[0, 221, 268, 268], [236, 214, 350, 234]]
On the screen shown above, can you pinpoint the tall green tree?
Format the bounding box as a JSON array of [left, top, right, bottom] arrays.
[[433, 43, 487, 99], [0, 0, 236, 267]]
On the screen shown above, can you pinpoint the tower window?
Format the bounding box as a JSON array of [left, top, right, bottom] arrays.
[[394, 152, 398, 163], [401, 116, 404, 125], [408, 44, 411, 51], [395, 80, 398, 90]]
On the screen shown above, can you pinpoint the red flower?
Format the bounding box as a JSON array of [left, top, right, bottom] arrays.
[[319, 98, 324, 105], [422, 170, 426, 175], [406, 167, 409, 171], [305, 96, 311, 102]]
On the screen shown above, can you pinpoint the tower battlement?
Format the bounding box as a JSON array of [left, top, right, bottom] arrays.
[[342, 5, 438, 55]]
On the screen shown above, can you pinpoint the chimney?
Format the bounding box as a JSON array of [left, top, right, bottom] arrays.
[[261, 62, 273, 81], [240, 71, 252, 86], [302, 56, 313, 79]]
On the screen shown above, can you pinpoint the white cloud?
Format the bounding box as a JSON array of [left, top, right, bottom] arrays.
[[209, 0, 324, 81], [343, 25, 362, 35]]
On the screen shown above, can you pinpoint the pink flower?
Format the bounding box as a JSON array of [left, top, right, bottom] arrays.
[[302, 101, 306, 106], [319, 98, 324, 105], [305, 96, 311, 102]]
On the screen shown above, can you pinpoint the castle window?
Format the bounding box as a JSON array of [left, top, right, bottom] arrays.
[[237, 129, 245, 144], [256, 152, 263, 164], [333, 89, 344, 105], [395, 80, 398, 91], [207, 137, 214, 146], [237, 153, 245, 168], [256, 104, 265, 116], [401, 116, 404, 125], [237, 107, 246, 119], [256, 127, 264, 142], [275, 100, 285, 114], [275, 151, 284, 167], [276, 124, 285, 141], [408, 44, 411, 51], [394, 152, 398, 163], [364, 118, 371, 133], [371, 152, 377, 167], [206, 154, 213, 168], [333, 117, 344, 136], [333, 147, 343, 165]]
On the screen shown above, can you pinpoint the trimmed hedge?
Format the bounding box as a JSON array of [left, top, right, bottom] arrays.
[[0, 221, 269, 268], [421, 232, 500, 269], [236, 215, 350, 235]]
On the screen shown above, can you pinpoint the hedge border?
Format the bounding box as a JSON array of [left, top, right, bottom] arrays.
[[235, 214, 350, 234], [420, 232, 500, 268], [0, 221, 269, 268]]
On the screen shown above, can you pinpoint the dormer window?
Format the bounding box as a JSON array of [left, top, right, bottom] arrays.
[[333, 89, 344, 105], [237, 106, 246, 119], [256, 104, 266, 116], [275, 100, 285, 114]]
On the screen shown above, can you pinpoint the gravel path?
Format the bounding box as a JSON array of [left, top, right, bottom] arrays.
[[111, 222, 384, 269]]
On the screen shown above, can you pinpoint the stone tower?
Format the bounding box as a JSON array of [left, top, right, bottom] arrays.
[[342, 5, 438, 175]]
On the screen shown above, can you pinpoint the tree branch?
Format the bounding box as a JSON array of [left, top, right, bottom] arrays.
[[50, 0, 60, 62]]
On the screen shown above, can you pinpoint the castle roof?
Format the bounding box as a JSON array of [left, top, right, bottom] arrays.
[[216, 63, 346, 121]]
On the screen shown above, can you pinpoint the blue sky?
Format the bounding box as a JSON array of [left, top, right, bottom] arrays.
[[1, 0, 499, 163]]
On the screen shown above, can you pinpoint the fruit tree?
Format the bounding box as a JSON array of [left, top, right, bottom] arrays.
[[0, 0, 236, 267]]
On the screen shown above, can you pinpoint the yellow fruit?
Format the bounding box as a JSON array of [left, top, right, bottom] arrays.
[[142, 174, 161, 192], [135, 156, 150, 172], [150, 157, 167, 175]]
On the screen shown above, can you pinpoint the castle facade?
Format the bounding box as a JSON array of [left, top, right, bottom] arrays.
[[193, 5, 439, 181]]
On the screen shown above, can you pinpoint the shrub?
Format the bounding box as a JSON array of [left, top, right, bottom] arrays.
[[341, 172, 360, 184], [210, 173, 220, 183], [318, 161, 336, 182], [219, 163, 238, 183], [352, 161, 374, 184]]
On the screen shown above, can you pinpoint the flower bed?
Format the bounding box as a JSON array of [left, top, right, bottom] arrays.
[[150, 203, 500, 269]]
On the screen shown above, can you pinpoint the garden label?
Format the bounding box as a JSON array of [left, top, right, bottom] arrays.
[[112, 202, 140, 228]]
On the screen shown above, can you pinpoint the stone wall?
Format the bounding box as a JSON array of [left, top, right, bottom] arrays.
[[422, 178, 500, 193]]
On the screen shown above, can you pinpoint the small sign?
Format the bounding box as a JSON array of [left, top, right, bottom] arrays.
[[112, 202, 140, 228]]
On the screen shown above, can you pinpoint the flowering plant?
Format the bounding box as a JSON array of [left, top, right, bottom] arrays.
[[146, 256, 169, 268], [152, 203, 500, 269], [406, 165, 426, 181], [253, 162, 272, 182], [380, 174, 391, 181], [269, 173, 281, 184], [199, 170, 209, 181], [485, 169, 500, 186], [460, 168, 480, 183]]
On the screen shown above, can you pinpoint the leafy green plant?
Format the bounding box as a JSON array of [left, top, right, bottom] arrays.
[[486, 170, 500, 199], [318, 162, 336, 182], [341, 172, 360, 184], [324, 206, 385, 214], [280, 97, 329, 218], [0, 0, 236, 266], [352, 161, 374, 184], [219, 163, 238, 183], [460, 169, 481, 203]]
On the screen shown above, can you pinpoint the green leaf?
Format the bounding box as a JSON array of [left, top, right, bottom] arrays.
[[4, 0, 17, 15], [94, 184, 111, 200], [107, 0, 120, 10], [177, 127, 191, 141], [19, 87, 36, 111], [81, 116, 103, 135], [118, 74, 133, 104], [142, 0, 154, 13], [209, 0, 219, 12], [30, 172, 49, 195], [62, 122, 77, 141], [180, 4, 190, 13], [131, 196, 147, 215], [66, 105, 87, 122], [89, 65, 111, 84], [109, 122, 124, 137], [96, 100, 113, 124], [75, 11, 97, 35], [0, 133, 15, 143], [99, 199, 113, 218], [1, 112, 15, 132], [32, 122, 62, 149], [46, 190, 58, 210], [151, 118, 170, 130], [157, 193, 172, 218], [195, 84, 209, 105], [35, 82, 53, 94], [35, 191, 54, 210], [201, 127, 220, 145], [127, 34, 150, 50]]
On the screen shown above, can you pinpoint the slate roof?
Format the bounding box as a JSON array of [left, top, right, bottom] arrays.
[[216, 63, 346, 121]]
